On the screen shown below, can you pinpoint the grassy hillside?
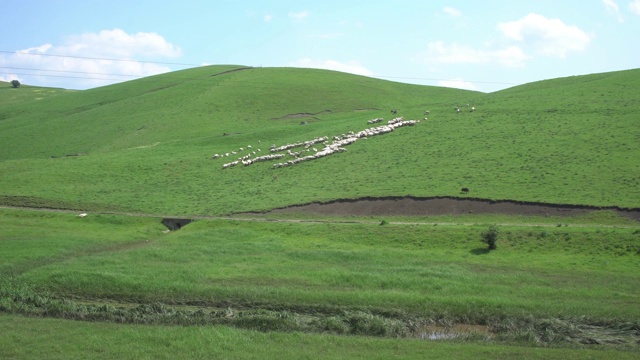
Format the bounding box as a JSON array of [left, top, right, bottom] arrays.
[[0, 80, 72, 107], [0, 66, 638, 215]]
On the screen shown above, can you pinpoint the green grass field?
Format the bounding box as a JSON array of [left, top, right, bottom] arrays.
[[1, 208, 639, 355], [2, 315, 638, 360], [1, 67, 639, 357], [1, 66, 638, 215]]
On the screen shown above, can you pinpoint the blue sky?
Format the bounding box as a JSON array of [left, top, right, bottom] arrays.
[[2, 0, 639, 92]]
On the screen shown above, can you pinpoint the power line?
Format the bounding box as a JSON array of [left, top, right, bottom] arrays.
[[0, 50, 198, 67], [0, 66, 138, 78], [1, 72, 126, 81], [2, 70, 514, 92], [1, 50, 517, 87], [2, 69, 514, 88]]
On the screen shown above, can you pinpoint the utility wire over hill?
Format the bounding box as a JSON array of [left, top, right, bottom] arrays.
[[0, 50, 515, 88]]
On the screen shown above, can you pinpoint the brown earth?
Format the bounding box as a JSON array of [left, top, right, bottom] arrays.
[[272, 110, 332, 120], [256, 197, 640, 221]]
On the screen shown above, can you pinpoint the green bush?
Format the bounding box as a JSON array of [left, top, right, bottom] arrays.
[[481, 225, 499, 250]]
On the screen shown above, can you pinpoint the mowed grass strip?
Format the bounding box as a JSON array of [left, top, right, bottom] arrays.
[[6, 211, 639, 321]]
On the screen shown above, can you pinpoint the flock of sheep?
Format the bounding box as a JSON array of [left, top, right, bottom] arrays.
[[212, 116, 420, 170]]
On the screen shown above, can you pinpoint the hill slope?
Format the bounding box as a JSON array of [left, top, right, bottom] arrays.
[[0, 66, 638, 214], [0, 80, 72, 108]]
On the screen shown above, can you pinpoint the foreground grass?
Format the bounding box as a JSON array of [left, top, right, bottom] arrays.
[[1, 314, 637, 360], [16, 217, 639, 318], [2, 208, 639, 340]]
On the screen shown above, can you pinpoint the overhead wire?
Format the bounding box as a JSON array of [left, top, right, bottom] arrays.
[[0, 50, 517, 87], [0, 50, 198, 67]]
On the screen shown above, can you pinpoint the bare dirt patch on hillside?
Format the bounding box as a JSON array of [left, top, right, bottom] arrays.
[[255, 197, 640, 221], [272, 110, 332, 120]]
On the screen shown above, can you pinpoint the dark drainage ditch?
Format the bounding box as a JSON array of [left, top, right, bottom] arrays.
[[161, 218, 193, 231]]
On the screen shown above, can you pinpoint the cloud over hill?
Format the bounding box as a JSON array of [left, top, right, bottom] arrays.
[[0, 28, 182, 89]]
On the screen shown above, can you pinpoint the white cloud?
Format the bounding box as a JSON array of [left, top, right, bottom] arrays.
[[0, 28, 181, 89], [63, 28, 181, 59], [443, 6, 462, 17], [291, 58, 373, 77], [438, 78, 479, 91], [0, 74, 21, 83], [288, 10, 309, 22], [264, 14, 273, 22], [603, 0, 624, 22], [422, 41, 529, 68], [497, 13, 591, 57], [630, 0, 640, 15]]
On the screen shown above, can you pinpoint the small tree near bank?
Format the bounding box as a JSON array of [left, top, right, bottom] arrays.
[[10, 80, 20, 88], [481, 225, 499, 250]]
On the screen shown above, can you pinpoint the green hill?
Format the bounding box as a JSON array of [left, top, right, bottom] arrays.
[[0, 80, 72, 107], [0, 66, 638, 214]]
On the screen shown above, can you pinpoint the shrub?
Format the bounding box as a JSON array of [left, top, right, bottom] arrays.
[[481, 225, 499, 250]]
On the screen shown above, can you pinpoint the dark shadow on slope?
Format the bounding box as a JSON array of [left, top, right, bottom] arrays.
[[470, 248, 491, 255]]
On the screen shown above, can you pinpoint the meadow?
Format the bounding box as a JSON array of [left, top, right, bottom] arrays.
[[1, 67, 639, 357], [1, 207, 639, 355], [0, 66, 638, 215]]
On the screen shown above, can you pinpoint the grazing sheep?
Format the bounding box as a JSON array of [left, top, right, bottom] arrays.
[[78, 213, 88, 218], [219, 113, 421, 171]]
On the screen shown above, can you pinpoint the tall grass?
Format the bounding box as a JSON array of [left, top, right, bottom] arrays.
[[3, 314, 637, 359]]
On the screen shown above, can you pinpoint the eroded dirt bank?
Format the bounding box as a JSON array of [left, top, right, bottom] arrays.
[[250, 197, 640, 221]]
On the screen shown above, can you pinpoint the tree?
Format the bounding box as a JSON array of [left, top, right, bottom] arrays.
[[481, 225, 499, 250], [10, 80, 20, 88]]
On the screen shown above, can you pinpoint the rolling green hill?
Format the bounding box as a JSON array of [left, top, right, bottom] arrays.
[[2, 67, 639, 356], [0, 66, 638, 215], [0, 80, 72, 107]]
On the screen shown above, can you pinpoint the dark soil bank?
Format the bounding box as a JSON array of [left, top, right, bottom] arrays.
[[255, 197, 640, 221]]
